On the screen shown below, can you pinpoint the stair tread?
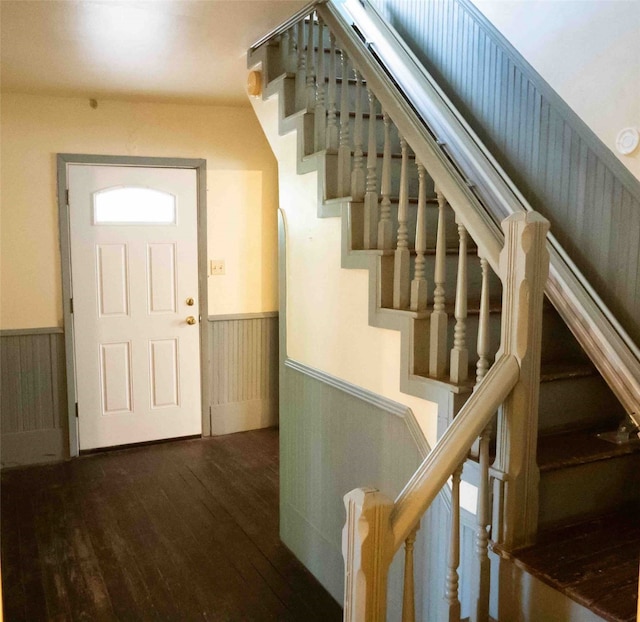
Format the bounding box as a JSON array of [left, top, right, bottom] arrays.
[[537, 426, 640, 472], [505, 507, 640, 622], [539, 360, 596, 382]]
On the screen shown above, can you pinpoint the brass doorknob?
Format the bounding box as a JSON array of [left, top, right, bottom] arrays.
[[186, 297, 194, 306], [186, 316, 197, 325]]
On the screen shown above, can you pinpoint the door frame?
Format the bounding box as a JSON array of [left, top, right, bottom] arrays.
[[57, 154, 210, 457]]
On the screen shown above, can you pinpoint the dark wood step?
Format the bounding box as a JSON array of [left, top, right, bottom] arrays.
[[503, 506, 640, 622], [537, 426, 640, 472]]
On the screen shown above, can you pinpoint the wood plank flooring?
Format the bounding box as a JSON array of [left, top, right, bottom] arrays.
[[1, 428, 342, 621]]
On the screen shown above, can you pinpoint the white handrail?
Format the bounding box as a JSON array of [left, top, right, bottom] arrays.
[[249, 0, 324, 53], [390, 354, 519, 551]]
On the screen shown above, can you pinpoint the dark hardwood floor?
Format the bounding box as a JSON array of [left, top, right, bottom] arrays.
[[1, 428, 342, 621], [509, 507, 639, 622]]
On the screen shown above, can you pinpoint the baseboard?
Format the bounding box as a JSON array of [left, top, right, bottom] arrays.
[[210, 399, 278, 435], [1, 428, 68, 468]]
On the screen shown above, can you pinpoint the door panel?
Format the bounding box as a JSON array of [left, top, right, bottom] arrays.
[[69, 165, 201, 450], [97, 244, 129, 316], [147, 243, 177, 314]]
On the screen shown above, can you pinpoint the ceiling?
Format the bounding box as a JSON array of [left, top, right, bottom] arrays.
[[0, 0, 308, 106]]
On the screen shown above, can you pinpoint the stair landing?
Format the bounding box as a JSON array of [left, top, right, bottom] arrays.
[[506, 508, 640, 622]]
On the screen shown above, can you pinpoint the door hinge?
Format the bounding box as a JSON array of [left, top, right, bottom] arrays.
[[75, 402, 79, 418], [65, 189, 70, 205], [70, 297, 74, 313]]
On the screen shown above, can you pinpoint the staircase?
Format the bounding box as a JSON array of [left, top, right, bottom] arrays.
[[248, 2, 640, 620]]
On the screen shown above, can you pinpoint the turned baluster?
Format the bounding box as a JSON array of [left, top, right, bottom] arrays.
[[295, 20, 306, 110], [377, 111, 393, 250], [314, 17, 326, 151], [471, 431, 492, 622], [402, 523, 420, 622], [429, 189, 448, 377], [351, 70, 365, 201], [411, 161, 428, 311], [337, 51, 352, 196], [286, 25, 296, 73], [393, 134, 411, 309], [476, 256, 491, 386], [363, 89, 379, 250], [471, 257, 493, 622], [445, 465, 462, 622], [450, 221, 469, 384], [306, 12, 316, 109], [280, 29, 290, 75], [326, 33, 339, 152]]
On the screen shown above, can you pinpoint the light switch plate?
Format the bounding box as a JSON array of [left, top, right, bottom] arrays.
[[210, 259, 225, 275]]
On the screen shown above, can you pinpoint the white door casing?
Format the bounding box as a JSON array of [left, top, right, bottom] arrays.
[[68, 164, 202, 450]]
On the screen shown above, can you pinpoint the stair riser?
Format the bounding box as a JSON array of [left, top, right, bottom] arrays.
[[538, 375, 625, 435], [540, 308, 589, 364], [539, 453, 640, 528]]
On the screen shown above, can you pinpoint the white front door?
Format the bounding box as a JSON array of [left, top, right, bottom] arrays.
[[68, 164, 202, 450]]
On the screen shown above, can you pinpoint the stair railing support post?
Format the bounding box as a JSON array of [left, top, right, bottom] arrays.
[[326, 32, 339, 151], [295, 20, 307, 110], [393, 134, 411, 309], [337, 50, 352, 196], [445, 464, 463, 622], [450, 219, 469, 384], [351, 70, 365, 201], [429, 188, 449, 378], [402, 523, 420, 622], [343, 487, 394, 622], [314, 16, 327, 151], [306, 10, 316, 110], [410, 161, 428, 312], [377, 111, 393, 250], [363, 88, 379, 250], [493, 212, 549, 550]]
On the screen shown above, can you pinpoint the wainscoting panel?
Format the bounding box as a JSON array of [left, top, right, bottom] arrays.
[[0, 329, 68, 467], [2, 315, 279, 466], [371, 0, 640, 345], [280, 359, 432, 618], [208, 313, 279, 435]]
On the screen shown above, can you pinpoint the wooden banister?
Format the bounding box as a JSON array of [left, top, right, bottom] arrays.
[[251, 7, 552, 620], [389, 352, 519, 551]]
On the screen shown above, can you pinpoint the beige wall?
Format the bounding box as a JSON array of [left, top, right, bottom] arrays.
[[251, 90, 439, 445], [471, 0, 640, 181], [0, 92, 279, 329]]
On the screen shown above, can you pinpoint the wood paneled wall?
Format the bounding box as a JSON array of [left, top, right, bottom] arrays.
[[280, 359, 479, 620], [280, 359, 426, 613], [371, 0, 640, 345], [1, 314, 279, 466], [208, 313, 279, 435], [0, 329, 68, 467]]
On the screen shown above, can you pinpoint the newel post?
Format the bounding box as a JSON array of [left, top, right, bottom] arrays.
[[493, 212, 549, 549], [343, 487, 394, 622]]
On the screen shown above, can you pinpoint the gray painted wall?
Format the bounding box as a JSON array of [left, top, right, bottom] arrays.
[[1, 315, 278, 467], [0, 329, 68, 467], [280, 359, 426, 615], [208, 313, 279, 434], [370, 0, 640, 346], [279, 358, 480, 620]]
